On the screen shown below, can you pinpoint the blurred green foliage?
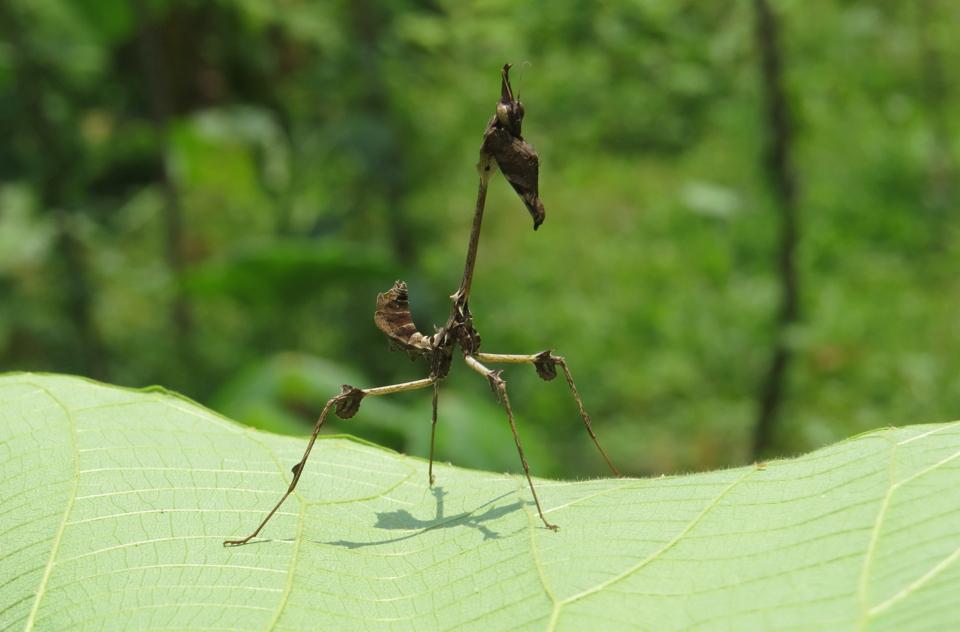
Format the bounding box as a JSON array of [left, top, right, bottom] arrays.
[[1, 0, 957, 478]]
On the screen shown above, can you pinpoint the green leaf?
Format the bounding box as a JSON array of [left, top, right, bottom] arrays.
[[2, 373, 959, 630]]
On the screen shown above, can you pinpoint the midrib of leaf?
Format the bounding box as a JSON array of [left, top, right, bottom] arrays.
[[245, 430, 308, 632], [518, 475, 559, 609], [860, 440, 960, 626], [857, 437, 898, 626], [23, 384, 79, 632], [546, 466, 755, 631], [266, 502, 305, 631]]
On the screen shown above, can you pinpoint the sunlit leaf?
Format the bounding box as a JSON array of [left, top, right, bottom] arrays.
[[3, 374, 959, 630]]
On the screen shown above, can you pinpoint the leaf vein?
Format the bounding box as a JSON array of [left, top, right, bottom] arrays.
[[22, 384, 80, 632]]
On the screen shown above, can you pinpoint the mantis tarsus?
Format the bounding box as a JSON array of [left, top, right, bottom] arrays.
[[224, 64, 619, 546]]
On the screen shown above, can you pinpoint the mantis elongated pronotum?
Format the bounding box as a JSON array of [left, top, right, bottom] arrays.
[[225, 64, 619, 546]]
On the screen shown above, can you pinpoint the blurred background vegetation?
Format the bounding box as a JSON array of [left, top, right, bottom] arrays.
[[1, 0, 958, 479]]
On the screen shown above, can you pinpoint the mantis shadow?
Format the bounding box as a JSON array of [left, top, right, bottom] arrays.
[[326, 486, 525, 549]]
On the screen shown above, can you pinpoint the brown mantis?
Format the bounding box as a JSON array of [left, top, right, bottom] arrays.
[[224, 64, 619, 546]]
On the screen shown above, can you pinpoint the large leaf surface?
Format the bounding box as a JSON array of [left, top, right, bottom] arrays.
[[1, 374, 959, 630]]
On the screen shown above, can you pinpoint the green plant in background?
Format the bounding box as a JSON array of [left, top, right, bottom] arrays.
[[3, 374, 960, 630], [1, 0, 959, 481]]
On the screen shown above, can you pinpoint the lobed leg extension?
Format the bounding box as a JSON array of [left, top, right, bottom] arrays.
[[476, 352, 620, 476], [224, 377, 435, 546], [464, 354, 558, 531]]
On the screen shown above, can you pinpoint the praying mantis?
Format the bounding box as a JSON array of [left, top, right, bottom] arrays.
[[225, 64, 619, 546]]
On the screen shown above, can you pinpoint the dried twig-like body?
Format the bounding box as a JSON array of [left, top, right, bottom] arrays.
[[225, 65, 618, 546]]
